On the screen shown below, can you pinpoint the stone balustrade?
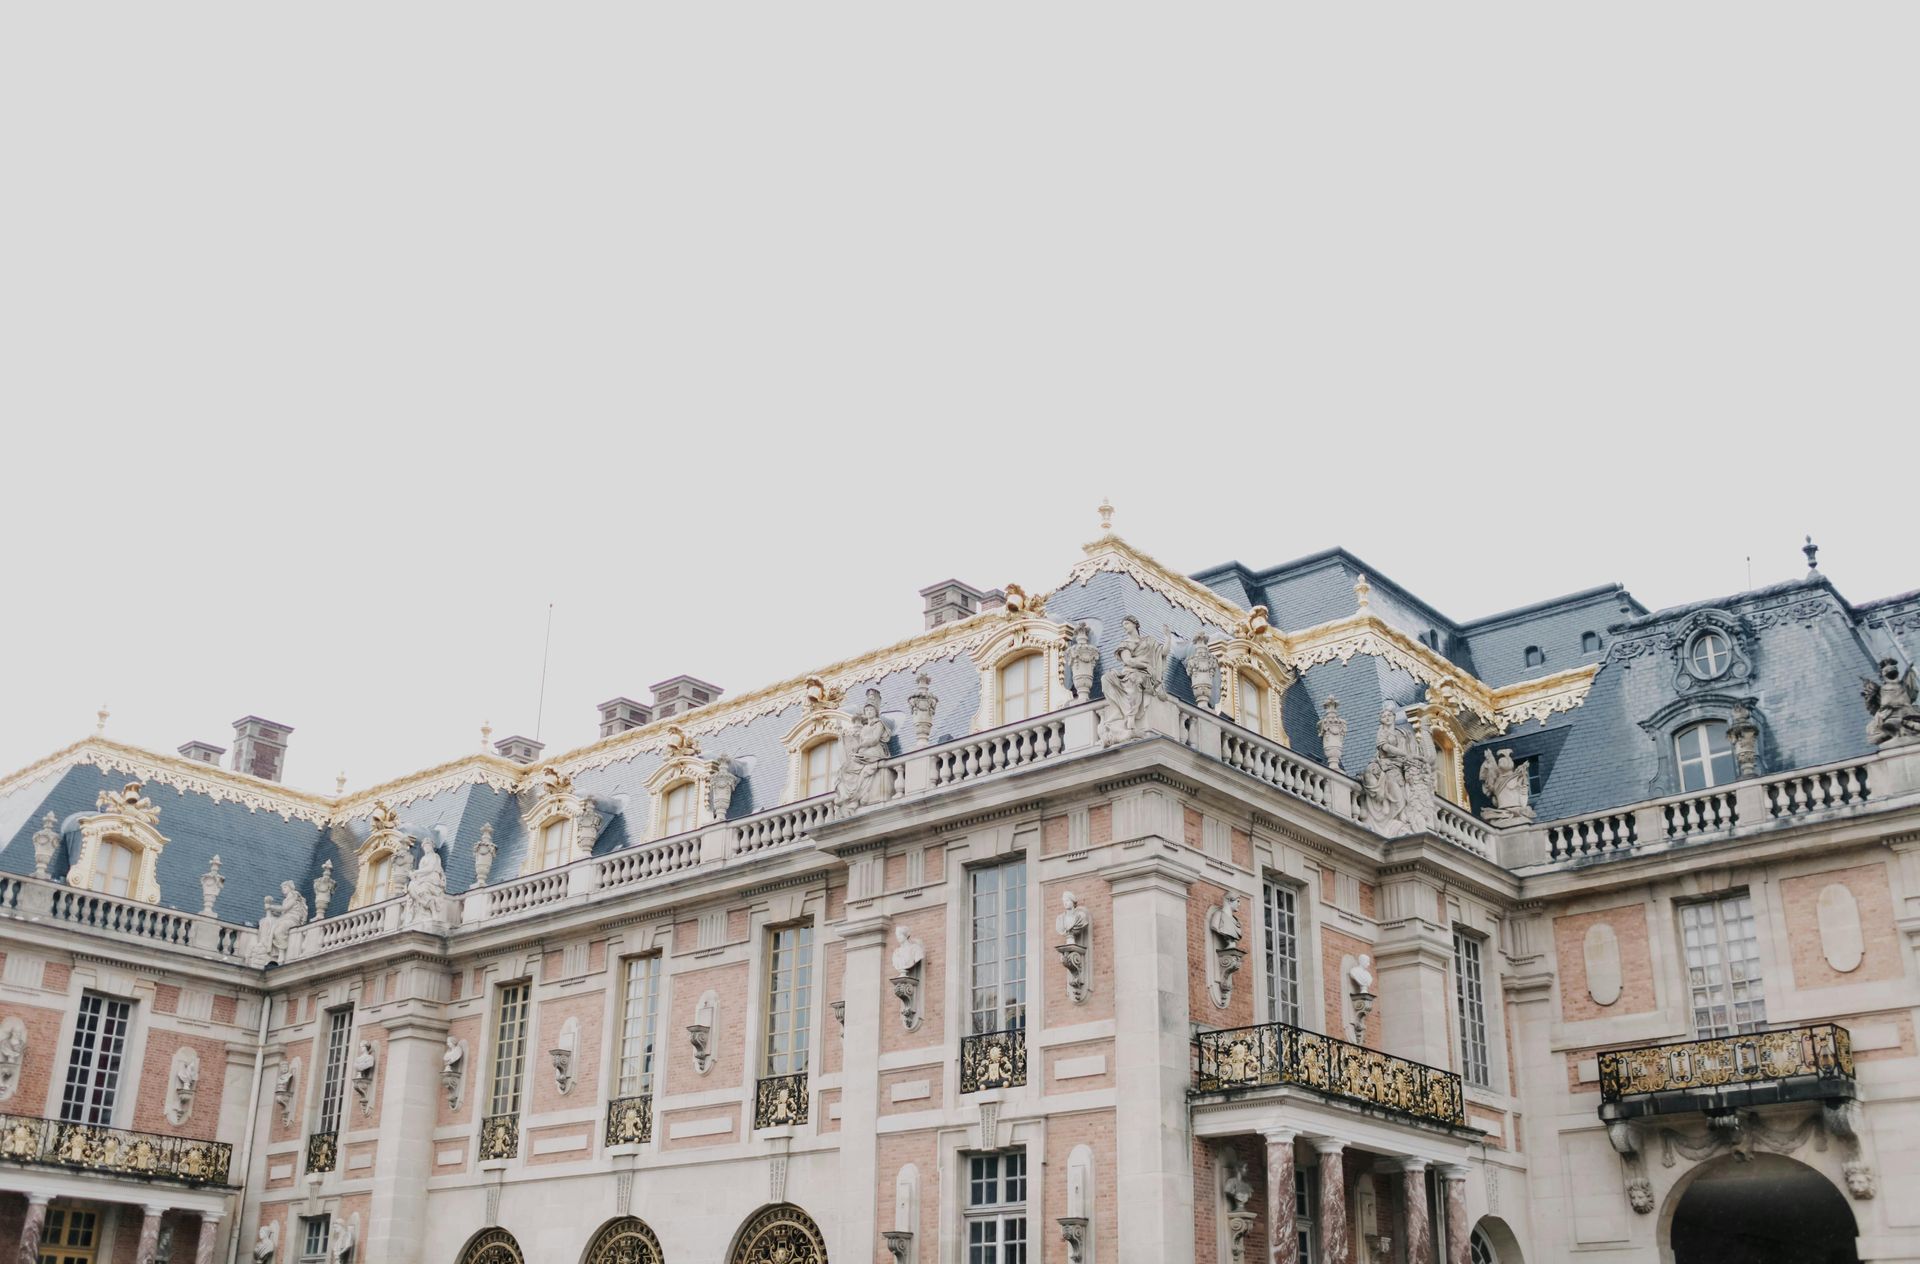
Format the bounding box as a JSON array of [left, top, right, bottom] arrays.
[[0, 871, 247, 958], [1503, 743, 1920, 871]]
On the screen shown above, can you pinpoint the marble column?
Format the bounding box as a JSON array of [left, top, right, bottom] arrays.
[[193, 1212, 223, 1264], [1440, 1166, 1469, 1264], [18, 1193, 51, 1264], [133, 1206, 166, 1264], [1398, 1160, 1432, 1264], [1313, 1139, 1350, 1264], [1263, 1130, 1297, 1264]]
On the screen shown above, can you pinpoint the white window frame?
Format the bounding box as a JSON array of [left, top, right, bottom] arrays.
[[997, 653, 1048, 725], [1453, 930, 1491, 1089], [60, 994, 132, 1125], [1238, 672, 1269, 737], [316, 1007, 353, 1135], [968, 859, 1028, 1035], [616, 955, 662, 1098], [763, 924, 814, 1077], [1263, 878, 1302, 1028], [1688, 630, 1731, 679], [299, 1215, 332, 1264], [1674, 720, 1738, 792], [964, 1149, 1029, 1264], [360, 853, 394, 904], [489, 982, 531, 1117], [84, 841, 138, 897], [661, 782, 698, 837], [1681, 891, 1766, 1037], [802, 739, 839, 799]]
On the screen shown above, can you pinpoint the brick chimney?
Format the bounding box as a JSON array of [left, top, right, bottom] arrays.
[[597, 697, 654, 738], [649, 676, 722, 720], [178, 740, 225, 766], [493, 735, 545, 765], [920, 580, 986, 630], [229, 717, 293, 782]]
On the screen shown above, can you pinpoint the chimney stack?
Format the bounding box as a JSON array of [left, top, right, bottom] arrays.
[[649, 676, 722, 720], [920, 580, 987, 630], [178, 740, 226, 766], [493, 735, 545, 765], [229, 716, 293, 782], [597, 697, 654, 738]]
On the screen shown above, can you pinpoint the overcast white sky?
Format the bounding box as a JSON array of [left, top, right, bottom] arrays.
[[2, 5, 1913, 792]]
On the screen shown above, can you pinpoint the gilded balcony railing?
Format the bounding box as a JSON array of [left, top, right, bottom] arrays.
[[1192, 1022, 1466, 1128], [753, 1074, 809, 1128], [960, 1028, 1028, 1094], [478, 1112, 519, 1160], [0, 1113, 233, 1186], [1597, 1024, 1854, 1105], [604, 1094, 653, 1146], [303, 1129, 337, 1174]]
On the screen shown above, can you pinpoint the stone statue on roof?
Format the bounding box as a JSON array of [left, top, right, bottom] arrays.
[[403, 835, 449, 931], [249, 881, 309, 967], [1478, 749, 1534, 826], [1097, 617, 1170, 746], [1357, 706, 1438, 836], [834, 689, 896, 813], [1862, 658, 1920, 747]]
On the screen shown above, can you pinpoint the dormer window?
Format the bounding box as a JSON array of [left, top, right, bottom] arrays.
[[661, 783, 698, 837], [1237, 673, 1269, 737], [1675, 721, 1737, 792], [997, 653, 1048, 724], [1688, 631, 1731, 680], [1523, 646, 1545, 669], [86, 840, 138, 897], [536, 819, 573, 870], [802, 739, 839, 799], [1582, 631, 1602, 654], [361, 853, 396, 903]]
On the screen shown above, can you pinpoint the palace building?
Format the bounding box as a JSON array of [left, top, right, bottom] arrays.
[[2, 518, 1918, 1264]]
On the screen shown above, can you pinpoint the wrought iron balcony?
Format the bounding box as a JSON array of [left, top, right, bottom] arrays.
[[303, 1129, 337, 1174], [478, 1112, 519, 1161], [1192, 1022, 1466, 1128], [754, 1073, 809, 1129], [0, 1113, 233, 1186], [1597, 1024, 1855, 1121], [604, 1094, 653, 1146], [960, 1027, 1028, 1094]]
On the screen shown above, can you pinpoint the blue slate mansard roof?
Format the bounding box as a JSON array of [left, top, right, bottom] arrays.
[[1, 533, 1911, 930]]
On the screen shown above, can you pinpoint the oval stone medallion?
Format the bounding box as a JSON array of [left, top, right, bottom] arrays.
[[1817, 882, 1864, 973], [1583, 921, 1623, 1006]]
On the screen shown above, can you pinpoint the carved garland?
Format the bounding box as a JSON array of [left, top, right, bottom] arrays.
[[66, 782, 168, 905]]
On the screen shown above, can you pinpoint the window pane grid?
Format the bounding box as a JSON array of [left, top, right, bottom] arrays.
[[966, 1150, 1029, 1264], [969, 860, 1027, 1034], [1683, 893, 1765, 1037], [318, 1008, 353, 1134], [998, 655, 1046, 724], [1453, 931, 1491, 1088], [617, 956, 661, 1097], [1263, 881, 1301, 1027], [490, 984, 530, 1116], [764, 925, 814, 1076], [1675, 721, 1738, 792], [60, 995, 131, 1126]]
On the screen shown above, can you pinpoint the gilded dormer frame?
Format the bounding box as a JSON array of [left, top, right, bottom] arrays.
[[520, 766, 590, 876], [67, 781, 168, 904], [643, 728, 714, 840], [782, 683, 852, 803], [969, 611, 1070, 732], [1211, 635, 1298, 745], [348, 802, 414, 910]]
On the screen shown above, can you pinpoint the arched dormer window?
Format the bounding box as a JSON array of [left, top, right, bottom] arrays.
[[1675, 721, 1737, 792], [1581, 631, 1602, 654], [1523, 646, 1545, 669], [783, 683, 852, 803], [997, 653, 1048, 723], [520, 766, 596, 876], [1213, 635, 1295, 745], [644, 727, 718, 839], [1236, 672, 1269, 737], [68, 782, 168, 905], [968, 608, 1067, 731], [348, 801, 414, 910]]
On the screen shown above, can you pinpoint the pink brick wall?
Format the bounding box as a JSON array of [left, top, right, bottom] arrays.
[[1781, 862, 1903, 988], [1047, 1110, 1119, 1264], [881, 906, 946, 1055], [1041, 878, 1113, 1025], [1321, 928, 1380, 1046], [130, 1029, 227, 1141], [669, 962, 748, 1088], [1553, 904, 1657, 1021], [873, 1129, 939, 1264], [1190, 880, 1255, 1028], [530, 991, 605, 1116], [0, 999, 67, 1117]]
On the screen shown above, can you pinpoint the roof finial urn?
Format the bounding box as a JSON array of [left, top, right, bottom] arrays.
[[1354, 574, 1373, 611], [480, 721, 493, 752], [95, 704, 109, 735], [1097, 497, 1114, 533], [1804, 534, 1821, 576]]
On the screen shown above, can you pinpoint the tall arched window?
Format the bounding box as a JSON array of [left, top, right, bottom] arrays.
[[802, 739, 839, 798], [1237, 673, 1268, 737], [537, 819, 572, 869], [997, 653, 1047, 724], [1675, 721, 1738, 792], [87, 841, 137, 897], [361, 853, 394, 903], [661, 783, 698, 836]]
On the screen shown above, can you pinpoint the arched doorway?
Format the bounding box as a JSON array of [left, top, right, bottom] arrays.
[[583, 1217, 665, 1264], [456, 1228, 526, 1264], [1470, 1215, 1525, 1264], [728, 1204, 828, 1264], [1668, 1153, 1856, 1264]]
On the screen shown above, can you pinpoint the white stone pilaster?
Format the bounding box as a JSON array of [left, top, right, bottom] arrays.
[[365, 1011, 449, 1262], [835, 916, 891, 1263]]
